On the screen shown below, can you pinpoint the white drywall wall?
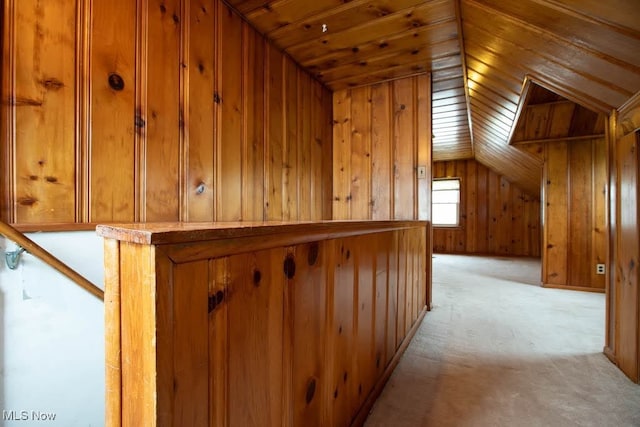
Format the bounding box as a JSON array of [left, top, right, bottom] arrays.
[[0, 231, 104, 426]]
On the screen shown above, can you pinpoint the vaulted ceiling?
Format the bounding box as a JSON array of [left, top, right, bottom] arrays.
[[224, 0, 640, 195]]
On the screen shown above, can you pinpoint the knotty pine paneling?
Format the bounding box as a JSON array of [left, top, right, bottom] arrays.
[[433, 159, 541, 257], [1, 0, 333, 225], [332, 74, 432, 222], [607, 97, 640, 382], [612, 129, 639, 381], [542, 138, 607, 291]]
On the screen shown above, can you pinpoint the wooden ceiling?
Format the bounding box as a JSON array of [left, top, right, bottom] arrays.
[[511, 82, 606, 145], [225, 0, 640, 195]]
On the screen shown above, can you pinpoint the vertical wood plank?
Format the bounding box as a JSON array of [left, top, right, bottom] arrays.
[[417, 74, 432, 221], [142, 0, 181, 221], [185, 0, 215, 221], [374, 233, 389, 378], [283, 58, 299, 221], [310, 81, 324, 220], [568, 140, 593, 286], [498, 176, 511, 254], [544, 142, 569, 286], [354, 234, 376, 409], [119, 243, 157, 426], [172, 260, 210, 426], [396, 230, 407, 344], [290, 242, 327, 426], [386, 231, 399, 364], [104, 239, 122, 427], [592, 138, 607, 289], [328, 237, 356, 426], [1, 0, 16, 222], [216, 3, 243, 221], [333, 90, 352, 220], [350, 86, 372, 220], [209, 257, 228, 427], [242, 25, 265, 221], [265, 44, 284, 220], [298, 72, 313, 221], [615, 130, 639, 382], [227, 249, 284, 427], [476, 162, 489, 253], [466, 159, 478, 252], [14, 0, 77, 223], [321, 87, 334, 220], [371, 83, 392, 220], [393, 78, 415, 220], [90, 0, 136, 222]]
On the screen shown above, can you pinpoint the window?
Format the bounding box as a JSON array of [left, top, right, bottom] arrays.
[[432, 179, 460, 226]]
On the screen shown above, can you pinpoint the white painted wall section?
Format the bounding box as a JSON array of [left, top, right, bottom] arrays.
[[0, 231, 104, 426]]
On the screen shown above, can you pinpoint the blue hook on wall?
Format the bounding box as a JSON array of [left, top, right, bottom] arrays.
[[5, 245, 26, 270]]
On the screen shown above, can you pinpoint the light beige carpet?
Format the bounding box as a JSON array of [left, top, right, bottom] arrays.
[[365, 254, 640, 427]]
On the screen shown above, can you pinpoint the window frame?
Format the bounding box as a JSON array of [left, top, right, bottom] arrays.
[[432, 178, 461, 228]]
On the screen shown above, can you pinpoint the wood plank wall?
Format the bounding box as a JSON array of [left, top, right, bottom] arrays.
[[608, 96, 640, 382], [1, 0, 333, 225], [542, 138, 607, 292], [332, 75, 432, 222], [432, 159, 541, 257]]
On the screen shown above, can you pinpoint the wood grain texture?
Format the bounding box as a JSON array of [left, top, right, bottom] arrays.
[[118, 242, 157, 426], [227, 249, 284, 426], [288, 242, 328, 426], [103, 220, 429, 425], [10, 0, 78, 223], [172, 260, 210, 426], [142, 0, 181, 221], [328, 237, 356, 426], [90, 0, 136, 222], [433, 159, 541, 256], [613, 130, 639, 382], [185, 0, 216, 221], [332, 74, 431, 222], [542, 138, 607, 290], [2, 0, 333, 225]]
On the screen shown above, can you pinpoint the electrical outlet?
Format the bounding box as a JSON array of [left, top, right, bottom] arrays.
[[596, 264, 605, 275], [417, 165, 427, 179]]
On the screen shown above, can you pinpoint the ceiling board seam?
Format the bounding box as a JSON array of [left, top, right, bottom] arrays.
[[463, 21, 632, 107], [468, 86, 517, 114], [469, 97, 515, 128], [219, 0, 333, 91], [266, 0, 427, 39], [467, 78, 520, 106], [454, 0, 475, 156], [316, 44, 461, 83], [330, 71, 431, 93], [284, 2, 455, 53], [465, 0, 640, 75], [531, 0, 640, 40], [326, 62, 434, 88], [299, 21, 459, 68]]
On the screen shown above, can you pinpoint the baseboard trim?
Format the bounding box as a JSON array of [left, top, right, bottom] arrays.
[[350, 306, 428, 427], [542, 283, 605, 293]]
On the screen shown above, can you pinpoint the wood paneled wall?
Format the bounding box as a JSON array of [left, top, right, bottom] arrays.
[[432, 159, 541, 257], [101, 220, 428, 426], [332, 74, 431, 222], [607, 98, 640, 382], [1, 0, 333, 225], [542, 138, 607, 292]]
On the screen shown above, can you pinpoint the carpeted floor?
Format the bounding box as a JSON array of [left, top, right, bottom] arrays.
[[364, 254, 640, 427]]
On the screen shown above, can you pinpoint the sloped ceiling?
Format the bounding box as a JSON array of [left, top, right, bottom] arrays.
[[511, 82, 606, 145], [224, 0, 640, 196]]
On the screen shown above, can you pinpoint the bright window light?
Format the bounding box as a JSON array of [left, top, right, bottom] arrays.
[[432, 179, 460, 226]]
